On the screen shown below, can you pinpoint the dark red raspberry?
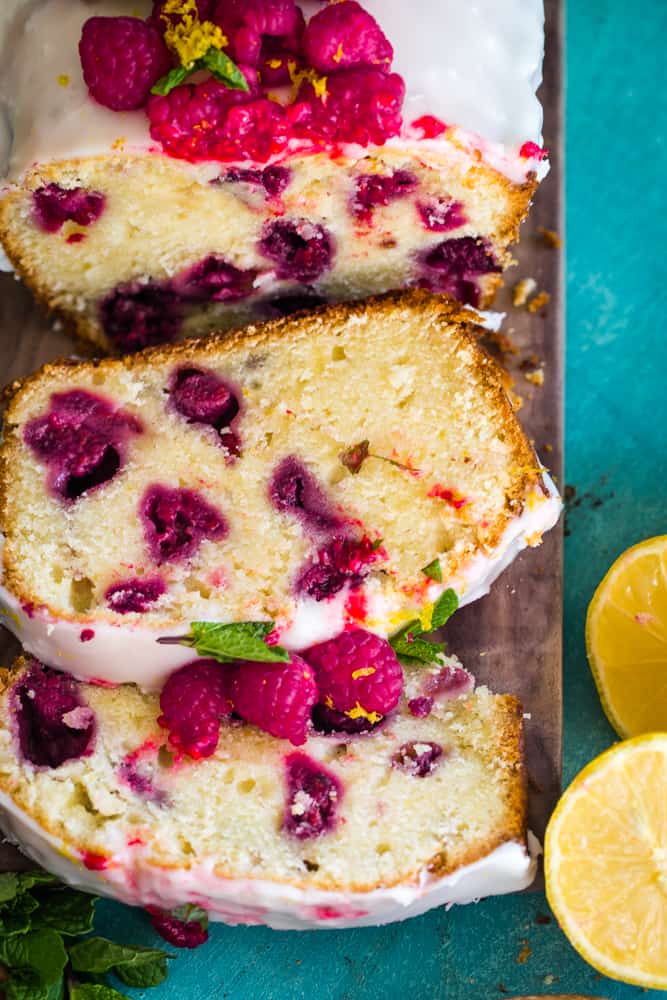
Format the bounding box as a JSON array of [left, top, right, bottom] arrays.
[[259, 8, 305, 84], [351, 170, 417, 223], [159, 659, 231, 759], [150, 0, 215, 30], [391, 740, 444, 777], [259, 219, 334, 282], [417, 198, 467, 233], [100, 281, 184, 353], [227, 655, 317, 745], [12, 663, 96, 769], [296, 535, 385, 601], [141, 485, 228, 564], [24, 389, 142, 502], [408, 696, 433, 718], [105, 577, 166, 614], [174, 254, 258, 303], [303, 0, 393, 73], [422, 663, 473, 701], [292, 69, 405, 146], [79, 16, 172, 112], [169, 367, 241, 457], [148, 907, 209, 948], [215, 164, 291, 196], [284, 752, 341, 839], [304, 629, 403, 726], [419, 236, 501, 307], [311, 702, 378, 735], [33, 184, 106, 234], [269, 456, 344, 536]]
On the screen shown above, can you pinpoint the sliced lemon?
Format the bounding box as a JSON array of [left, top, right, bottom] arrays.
[[586, 535, 667, 738], [546, 734, 667, 989]]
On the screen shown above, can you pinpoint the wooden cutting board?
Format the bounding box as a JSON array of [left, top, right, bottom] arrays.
[[0, 0, 563, 871]]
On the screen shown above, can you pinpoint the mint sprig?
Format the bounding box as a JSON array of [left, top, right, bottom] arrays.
[[421, 558, 443, 582], [0, 872, 173, 999], [157, 620, 290, 664], [151, 46, 249, 97], [389, 588, 459, 665]]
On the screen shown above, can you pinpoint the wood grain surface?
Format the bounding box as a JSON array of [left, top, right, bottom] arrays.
[[0, 0, 563, 873]]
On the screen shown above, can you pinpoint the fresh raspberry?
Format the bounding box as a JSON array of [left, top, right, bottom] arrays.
[[12, 663, 96, 768], [351, 170, 417, 223], [259, 7, 305, 84], [296, 535, 385, 601], [148, 81, 288, 162], [79, 16, 172, 112], [303, 0, 393, 73], [150, 0, 215, 30], [311, 703, 378, 734], [391, 740, 444, 777], [33, 184, 106, 234], [292, 69, 405, 146], [100, 281, 184, 353], [227, 655, 317, 745], [24, 389, 142, 502], [303, 629, 403, 727], [283, 752, 341, 839], [269, 456, 343, 536], [158, 659, 231, 759], [411, 115, 447, 139], [148, 907, 209, 948], [417, 198, 467, 233], [174, 254, 258, 302], [259, 219, 334, 282], [141, 485, 228, 564], [168, 366, 241, 457], [105, 577, 166, 614], [419, 236, 501, 307]]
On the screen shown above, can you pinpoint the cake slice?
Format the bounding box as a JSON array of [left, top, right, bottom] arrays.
[[0, 0, 548, 353], [0, 293, 560, 690], [0, 653, 536, 930]]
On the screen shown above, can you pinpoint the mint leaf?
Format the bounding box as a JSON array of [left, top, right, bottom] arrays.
[[0, 892, 38, 936], [389, 621, 446, 664], [151, 62, 196, 96], [69, 986, 129, 1000], [421, 559, 442, 582], [69, 937, 171, 980], [159, 621, 290, 663], [0, 871, 20, 902], [431, 588, 459, 629], [5, 971, 62, 1000], [32, 888, 96, 936], [0, 928, 67, 986], [202, 47, 250, 91], [16, 871, 59, 892]]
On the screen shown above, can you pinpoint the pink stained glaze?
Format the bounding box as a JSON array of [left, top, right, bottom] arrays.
[[79, 629, 95, 643], [81, 850, 111, 871]]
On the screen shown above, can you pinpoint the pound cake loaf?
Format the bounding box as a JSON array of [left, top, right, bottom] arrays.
[[0, 293, 561, 689], [0, 653, 536, 930], [0, 0, 548, 353]]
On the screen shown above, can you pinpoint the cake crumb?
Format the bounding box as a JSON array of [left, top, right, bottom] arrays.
[[516, 939, 532, 964], [543, 442, 553, 453], [512, 277, 537, 307], [539, 226, 562, 249], [528, 291, 551, 314], [524, 368, 544, 386]]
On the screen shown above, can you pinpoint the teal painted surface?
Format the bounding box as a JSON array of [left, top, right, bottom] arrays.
[[95, 3, 667, 996]]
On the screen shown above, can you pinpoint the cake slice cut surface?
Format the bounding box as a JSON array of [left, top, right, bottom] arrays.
[[0, 293, 561, 689], [0, 654, 536, 930]]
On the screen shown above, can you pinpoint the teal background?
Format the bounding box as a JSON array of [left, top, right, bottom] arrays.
[[95, 3, 667, 997]]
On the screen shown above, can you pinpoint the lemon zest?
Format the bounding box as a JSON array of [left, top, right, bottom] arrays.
[[351, 667, 376, 680], [161, 0, 228, 68], [288, 60, 328, 100], [345, 703, 382, 724]]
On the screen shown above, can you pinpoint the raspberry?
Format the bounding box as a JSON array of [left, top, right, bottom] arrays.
[[417, 198, 467, 233], [105, 577, 166, 614], [100, 281, 184, 353], [293, 69, 405, 146], [303, 1, 393, 74], [141, 485, 228, 564], [269, 456, 343, 536], [419, 236, 501, 307], [241, 0, 299, 37], [227, 655, 317, 745], [150, 0, 215, 30], [296, 535, 384, 601], [411, 115, 447, 139], [174, 254, 258, 303], [283, 752, 341, 839], [391, 740, 444, 777], [259, 219, 334, 282], [311, 703, 377, 735], [169, 367, 241, 457], [24, 389, 142, 502], [33, 184, 106, 234], [408, 696, 433, 718], [422, 663, 473, 701], [147, 81, 288, 162], [79, 16, 172, 111], [351, 170, 417, 223], [303, 629, 403, 727], [259, 8, 305, 84], [148, 907, 209, 948], [12, 663, 96, 768], [159, 659, 231, 759], [216, 165, 291, 196]]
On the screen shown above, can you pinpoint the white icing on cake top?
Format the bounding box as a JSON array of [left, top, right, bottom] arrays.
[[0, 0, 545, 183]]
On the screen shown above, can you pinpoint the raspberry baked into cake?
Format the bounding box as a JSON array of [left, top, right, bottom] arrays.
[[0, 652, 537, 929], [0, 293, 560, 689], [0, 0, 548, 353]]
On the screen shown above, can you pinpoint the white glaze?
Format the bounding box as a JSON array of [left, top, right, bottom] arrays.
[[0, 475, 561, 691], [0, 0, 545, 185], [0, 788, 537, 929]]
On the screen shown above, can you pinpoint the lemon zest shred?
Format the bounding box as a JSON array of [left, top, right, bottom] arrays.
[[351, 667, 376, 680], [345, 703, 382, 724], [333, 42, 344, 64], [161, 0, 228, 68]]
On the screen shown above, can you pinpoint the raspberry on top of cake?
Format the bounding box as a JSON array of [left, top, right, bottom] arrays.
[[0, 0, 549, 352]]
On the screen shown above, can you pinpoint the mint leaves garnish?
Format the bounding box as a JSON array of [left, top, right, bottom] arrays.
[[157, 621, 290, 664], [389, 588, 459, 665], [151, 47, 249, 97], [421, 558, 442, 582], [0, 871, 173, 999]]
